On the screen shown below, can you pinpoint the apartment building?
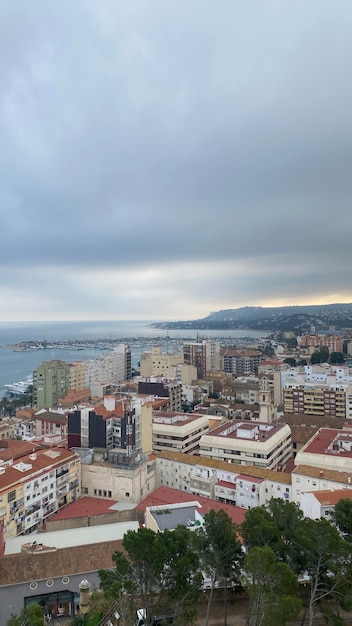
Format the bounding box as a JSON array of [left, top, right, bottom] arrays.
[[295, 427, 352, 474], [300, 488, 352, 520], [152, 412, 210, 454], [299, 333, 343, 353], [33, 360, 70, 410], [198, 420, 292, 471], [85, 343, 131, 387], [140, 347, 183, 377], [0, 446, 80, 540], [278, 365, 352, 419], [155, 450, 292, 508], [222, 349, 262, 376], [81, 453, 156, 503], [35, 409, 68, 440], [67, 361, 87, 391], [68, 396, 136, 459], [138, 378, 183, 412], [231, 378, 260, 404], [174, 363, 198, 385], [183, 340, 220, 379], [292, 465, 352, 506]]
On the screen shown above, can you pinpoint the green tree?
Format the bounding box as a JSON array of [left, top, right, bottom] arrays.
[[193, 509, 242, 626], [329, 352, 345, 365], [160, 526, 202, 625], [99, 526, 200, 626], [266, 499, 304, 573], [296, 518, 352, 626], [241, 506, 281, 552], [242, 546, 301, 626], [311, 347, 330, 364], [7, 604, 44, 626], [333, 498, 352, 542], [283, 358, 296, 367]]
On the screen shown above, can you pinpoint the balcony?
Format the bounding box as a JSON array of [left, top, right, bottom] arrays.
[[25, 502, 41, 516], [56, 468, 69, 478]]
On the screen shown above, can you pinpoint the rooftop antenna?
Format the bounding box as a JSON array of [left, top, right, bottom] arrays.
[[166, 331, 169, 354]]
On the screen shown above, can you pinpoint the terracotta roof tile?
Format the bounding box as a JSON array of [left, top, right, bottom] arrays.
[[157, 450, 292, 484]]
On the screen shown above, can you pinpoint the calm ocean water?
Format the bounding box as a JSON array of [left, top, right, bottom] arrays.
[[0, 320, 269, 398]]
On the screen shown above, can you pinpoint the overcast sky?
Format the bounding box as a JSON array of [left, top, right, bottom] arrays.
[[1, 0, 352, 321]]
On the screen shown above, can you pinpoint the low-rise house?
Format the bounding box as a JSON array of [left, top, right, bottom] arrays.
[[300, 488, 352, 520], [291, 464, 352, 505]]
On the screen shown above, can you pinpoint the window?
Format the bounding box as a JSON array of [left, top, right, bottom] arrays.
[[125, 492, 130, 497], [7, 490, 16, 503]]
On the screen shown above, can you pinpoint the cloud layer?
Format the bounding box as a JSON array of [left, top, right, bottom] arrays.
[[1, 0, 352, 320]]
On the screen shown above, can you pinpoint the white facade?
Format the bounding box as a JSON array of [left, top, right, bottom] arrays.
[[292, 465, 352, 505], [85, 344, 131, 386], [199, 421, 292, 471], [278, 365, 352, 418], [155, 451, 292, 509], [153, 412, 209, 454]]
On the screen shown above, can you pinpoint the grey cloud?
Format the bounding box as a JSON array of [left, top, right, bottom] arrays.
[[0, 0, 352, 319]]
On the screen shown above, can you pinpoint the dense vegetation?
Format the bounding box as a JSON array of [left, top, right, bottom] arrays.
[[27, 499, 349, 626]]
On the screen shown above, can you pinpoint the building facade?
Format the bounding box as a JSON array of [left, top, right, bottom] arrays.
[[222, 349, 262, 376], [0, 447, 80, 540], [152, 412, 210, 454], [198, 420, 292, 471], [33, 360, 70, 410], [183, 340, 220, 379]]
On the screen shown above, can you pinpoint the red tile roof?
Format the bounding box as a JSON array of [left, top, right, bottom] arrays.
[[47, 496, 118, 521], [311, 489, 352, 506], [302, 428, 352, 458], [0, 447, 77, 492], [236, 474, 263, 483], [0, 439, 41, 462], [136, 486, 246, 526], [216, 480, 236, 489]]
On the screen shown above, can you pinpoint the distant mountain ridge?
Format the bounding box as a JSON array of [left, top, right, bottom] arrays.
[[153, 303, 352, 333]]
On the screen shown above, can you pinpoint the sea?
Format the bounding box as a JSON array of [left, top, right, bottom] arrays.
[[0, 320, 270, 398]]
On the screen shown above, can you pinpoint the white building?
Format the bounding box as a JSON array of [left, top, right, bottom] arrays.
[[300, 488, 352, 520], [152, 412, 210, 454], [198, 420, 292, 471], [276, 365, 352, 419], [85, 344, 131, 387], [155, 450, 292, 508]]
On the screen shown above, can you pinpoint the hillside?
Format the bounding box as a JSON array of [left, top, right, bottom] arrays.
[[153, 303, 352, 333]]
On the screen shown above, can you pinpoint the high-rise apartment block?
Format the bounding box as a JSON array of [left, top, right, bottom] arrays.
[[222, 349, 261, 376], [299, 333, 343, 353], [85, 343, 131, 387], [183, 340, 220, 379], [68, 396, 136, 461], [277, 365, 352, 419], [33, 360, 70, 410]]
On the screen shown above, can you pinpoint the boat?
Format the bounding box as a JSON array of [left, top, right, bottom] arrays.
[[4, 375, 33, 395]]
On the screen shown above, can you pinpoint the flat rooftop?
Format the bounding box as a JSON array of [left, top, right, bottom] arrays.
[[207, 420, 286, 442], [5, 520, 139, 555], [301, 428, 352, 458], [137, 486, 246, 526], [149, 504, 202, 531]]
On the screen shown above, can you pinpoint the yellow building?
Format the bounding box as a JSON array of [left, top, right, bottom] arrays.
[[140, 347, 183, 378]]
